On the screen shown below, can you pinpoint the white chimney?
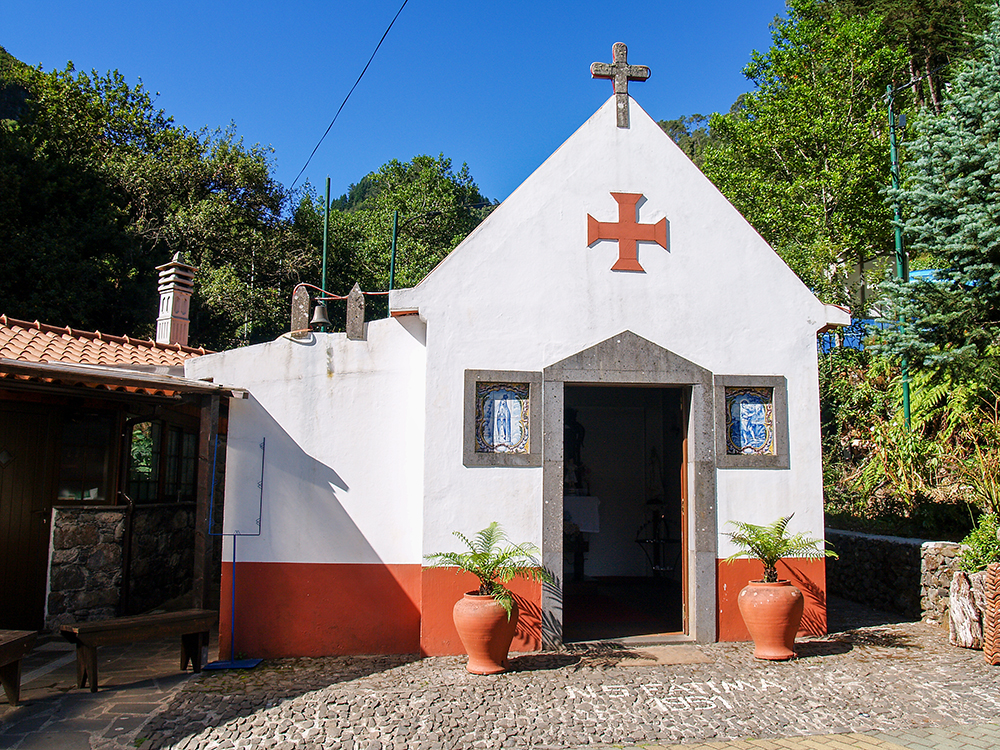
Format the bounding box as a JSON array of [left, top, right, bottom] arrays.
[[155, 252, 196, 346]]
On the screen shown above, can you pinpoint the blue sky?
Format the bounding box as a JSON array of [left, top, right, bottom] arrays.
[[4, 0, 787, 203]]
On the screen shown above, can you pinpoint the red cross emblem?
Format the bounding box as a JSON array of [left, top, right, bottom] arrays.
[[587, 192, 667, 272]]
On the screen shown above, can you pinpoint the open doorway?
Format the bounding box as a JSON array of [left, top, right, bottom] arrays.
[[562, 385, 686, 642]]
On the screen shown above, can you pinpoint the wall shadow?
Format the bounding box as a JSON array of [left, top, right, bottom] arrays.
[[219, 395, 421, 658], [825, 530, 923, 618], [514, 590, 543, 647], [826, 593, 915, 633], [781, 560, 828, 638], [540, 578, 563, 648]]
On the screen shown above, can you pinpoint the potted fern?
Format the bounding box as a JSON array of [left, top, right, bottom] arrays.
[[724, 514, 836, 660], [425, 521, 552, 674]]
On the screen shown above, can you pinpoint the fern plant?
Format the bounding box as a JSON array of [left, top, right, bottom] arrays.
[[424, 522, 553, 618], [724, 515, 837, 583]]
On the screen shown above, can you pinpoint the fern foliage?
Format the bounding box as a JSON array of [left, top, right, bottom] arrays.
[[724, 514, 836, 583], [425, 522, 553, 618]]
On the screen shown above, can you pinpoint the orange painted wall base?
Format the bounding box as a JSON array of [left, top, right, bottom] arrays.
[[218, 559, 820, 656], [217, 563, 544, 659], [419, 567, 543, 656], [218, 562, 421, 659], [716, 558, 828, 641]]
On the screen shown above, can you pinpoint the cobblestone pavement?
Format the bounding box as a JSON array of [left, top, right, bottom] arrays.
[[636, 724, 1000, 749], [2, 599, 999, 750]]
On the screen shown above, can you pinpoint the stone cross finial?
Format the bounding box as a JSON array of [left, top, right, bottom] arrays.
[[591, 42, 650, 128]]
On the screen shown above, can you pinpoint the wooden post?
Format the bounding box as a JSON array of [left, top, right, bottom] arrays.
[[193, 394, 220, 609], [950, 570, 987, 649]]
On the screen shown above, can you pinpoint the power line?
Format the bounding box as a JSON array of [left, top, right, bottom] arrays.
[[289, 0, 410, 191]]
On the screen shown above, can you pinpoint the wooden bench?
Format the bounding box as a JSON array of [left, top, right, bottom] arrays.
[[60, 609, 217, 692], [0, 630, 37, 706]]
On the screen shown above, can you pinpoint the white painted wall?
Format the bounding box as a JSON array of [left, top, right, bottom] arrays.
[[185, 318, 426, 564], [187, 94, 841, 574], [392, 96, 835, 559]]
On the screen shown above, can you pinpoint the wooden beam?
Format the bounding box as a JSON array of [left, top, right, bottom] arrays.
[[193, 394, 220, 609], [0, 358, 246, 397]]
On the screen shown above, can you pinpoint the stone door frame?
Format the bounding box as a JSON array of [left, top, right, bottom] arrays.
[[540, 331, 717, 647]]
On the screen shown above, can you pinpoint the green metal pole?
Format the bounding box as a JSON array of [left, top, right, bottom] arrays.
[[389, 210, 399, 292], [888, 85, 911, 431], [322, 177, 330, 296]]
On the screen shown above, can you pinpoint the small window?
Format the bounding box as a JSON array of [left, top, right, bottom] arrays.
[[127, 420, 198, 503], [128, 421, 162, 502], [57, 413, 115, 503]]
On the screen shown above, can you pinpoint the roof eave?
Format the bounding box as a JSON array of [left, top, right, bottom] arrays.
[[0, 358, 247, 398]]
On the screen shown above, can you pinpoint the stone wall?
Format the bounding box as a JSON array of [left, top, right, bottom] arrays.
[[126, 503, 196, 615], [47, 507, 124, 628], [921, 541, 962, 625], [46, 503, 197, 629], [826, 529, 962, 623]]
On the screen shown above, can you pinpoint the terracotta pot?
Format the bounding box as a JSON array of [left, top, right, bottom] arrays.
[[452, 592, 519, 674], [737, 580, 804, 660]]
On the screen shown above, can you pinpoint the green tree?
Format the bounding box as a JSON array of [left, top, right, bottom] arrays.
[[879, 6, 1000, 372], [702, 0, 908, 310], [0, 50, 318, 349], [0, 55, 156, 334], [832, 0, 990, 111], [300, 154, 494, 320], [658, 114, 713, 166], [123, 125, 318, 348]]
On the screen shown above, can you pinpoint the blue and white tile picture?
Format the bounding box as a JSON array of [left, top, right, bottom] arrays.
[[725, 387, 775, 455], [475, 382, 530, 454]]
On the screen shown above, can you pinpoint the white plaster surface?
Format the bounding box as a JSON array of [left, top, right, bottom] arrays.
[[391, 96, 831, 556], [186, 319, 426, 564]]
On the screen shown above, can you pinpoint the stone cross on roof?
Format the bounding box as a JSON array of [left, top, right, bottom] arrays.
[[591, 42, 650, 128]]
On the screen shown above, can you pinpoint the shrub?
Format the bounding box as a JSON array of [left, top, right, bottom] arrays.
[[958, 513, 1000, 572]]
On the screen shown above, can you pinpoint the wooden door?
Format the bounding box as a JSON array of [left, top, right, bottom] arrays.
[[677, 387, 690, 635], [0, 403, 58, 629]]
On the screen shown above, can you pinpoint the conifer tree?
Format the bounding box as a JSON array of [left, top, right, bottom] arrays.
[[880, 5, 1000, 372]]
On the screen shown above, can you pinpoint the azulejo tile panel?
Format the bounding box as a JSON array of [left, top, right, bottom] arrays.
[[724, 386, 775, 456], [475, 382, 530, 454]]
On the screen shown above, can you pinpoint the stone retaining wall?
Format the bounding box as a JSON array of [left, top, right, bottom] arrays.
[[826, 529, 961, 624], [46, 503, 196, 629], [921, 540, 962, 625]]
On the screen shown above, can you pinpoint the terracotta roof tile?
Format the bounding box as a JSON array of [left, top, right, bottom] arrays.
[[0, 314, 211, 368]]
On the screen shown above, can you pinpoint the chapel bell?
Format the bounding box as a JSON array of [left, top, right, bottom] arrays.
[[310, 302, 332, 331]]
